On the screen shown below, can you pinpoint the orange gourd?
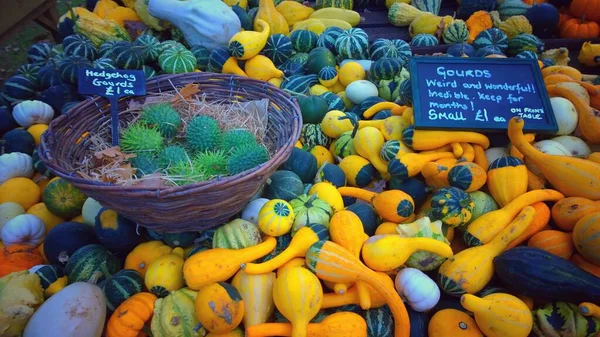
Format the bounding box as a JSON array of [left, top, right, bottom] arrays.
[[527, 230, 575, 259], [448, 161, 487, 192], [428, 309, 484, 337], [422, 158, 459, 189], [461, 293, 533, 337], [388, 152, 456, 181], [184, 236, 276, 290], [125, 241, 173, 278], [375, 222, 398, 235], [579, 302, 600, 319], [508, 116, 600, 199], [321, 272, 393, 310], [527, 169, 548, 191], [572, 212, 600, 264], [570, 253, 600, 277], [196, 282, 245, 334], [306, 240, 411, 337], [338, 187, 414, 223], [506, 202, 551, 249], [246, 312, 367, 337], [589, 152, 600, 164], [544, 74, 600, 95], [472, 145, 488, 171], [560, 16, 600, 39], [551, 197, 600, 231], [466, 11, 492, 44], [547, 86, 600, 144], [106, 292, 157, 337], [0, 244, 43, 277]]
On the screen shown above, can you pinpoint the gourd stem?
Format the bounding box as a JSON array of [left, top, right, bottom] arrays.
[[403, 237, 454, 258], [579, 302, 600, 318], [241, 236, 278, 262], [356, 281, 372, 309], [460, 294, 488, 314], [321, 288, 358, 309], [508, 117, 548, 164], [242, 232, 317, 274], [337, 187, 377, 203]]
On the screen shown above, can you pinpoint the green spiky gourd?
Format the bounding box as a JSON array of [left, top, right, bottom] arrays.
[[226, 143, 269, 175], [120, 123, 164, 154], [195, 150, 229, 177], [167, 161, 207, 186], [220, 129, 256, 152], [141, 103, 182, 138], [131, 153, 161, 177], [185, 115, 222, 153], [158, 145, 190, 168]]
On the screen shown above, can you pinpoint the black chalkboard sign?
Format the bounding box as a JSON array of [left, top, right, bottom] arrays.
[[78, 68, 146, 145], [409, 57, 558, 133]]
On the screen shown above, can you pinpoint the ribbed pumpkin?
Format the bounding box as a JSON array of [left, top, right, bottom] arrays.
[[551, 197, 600, 231], [111, 42, 144, 69], [317, 27, 345, 52], [263, 34, 293, 66], [572, 213, 600, 264], [369, 38, 412, 62], [100, 269, 144, 312], [212, 218, 262, 249], [144, 247, 185, 297], [258, 199, 295, 237], [487, 156, 527, 207], [64, 244, 121, 284], [158, 48, 197, 74], [410, 34, 439, 47], [57, 56, 93, 84], [289, 194, 332, 234], [430, 187, 475, 228], [334, 28, 370, 60], [443, 20, 470, 44], [62, 34, 98, 61], [473, 28, 509, 52], [527, 230, 574, 259], [195, 282, 245, 333]]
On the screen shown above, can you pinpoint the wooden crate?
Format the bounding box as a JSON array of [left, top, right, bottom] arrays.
[[0, 0, 60, 44]]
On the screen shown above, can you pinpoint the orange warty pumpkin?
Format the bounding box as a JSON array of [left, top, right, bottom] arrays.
[[527, 230, 575, 259], [570, 0, 600, 22], [560, 16, 600, 39], [106, 292, 157, 337], [0, 244, 43, 277]]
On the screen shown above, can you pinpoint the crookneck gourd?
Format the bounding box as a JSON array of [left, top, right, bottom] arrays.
[[402, 126, 490, 150], [228, 19, 270, 60], [388, 152, 455, 181], [508, 116, 600, 200], [321, 272, 393, 310], [338, 187, 415, 223], [246, 312, 368, 337], [461, 293, 533, 337], [353, 126, 390, 179]]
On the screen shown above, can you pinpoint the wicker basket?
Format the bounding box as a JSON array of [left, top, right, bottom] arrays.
[[39, 73, 302, 232]]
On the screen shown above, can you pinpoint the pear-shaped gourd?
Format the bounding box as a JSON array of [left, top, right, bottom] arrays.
[[361, 234, 453, 272], [183, 236, 276, 290], [461, 293, 533, 337], [321, 110, 355, 138], [388, 152, 455, 181], [222, 57, 248, 77], [508, 116, 600, 200], [231, 270, 276, 327], [354, 126, 389, 179], [255, 0, 289, 35], [241, 224, 329, 274], [438, 206, 535, 296], [273, 267, 323, 337], [305, 240, 410, 337], [246, 312, 368, 337], [229, 19, 270, 60], [245, 55, 284, 81], [338, 186, 415, 223], [321, 272, 393, 309], [145, 247, 185, 297]]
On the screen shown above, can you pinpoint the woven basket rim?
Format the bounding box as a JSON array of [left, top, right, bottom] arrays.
[[39, 73, 302, 197]]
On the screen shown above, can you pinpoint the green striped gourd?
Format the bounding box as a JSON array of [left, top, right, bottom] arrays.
[[335, 28, 370, 60], [57, 56, 93, 84], [321, 91, 346, 111], [380, 140, 402, 162], [410, 34, 439, 47], [134, 34, 161, 63], [263, 34, 294, 65], [370, 58, 402, 81], [64, 244, 122, 284], [290, 30, 319, 53], [212, 218, 262, 249], [93, 57, 116, 70], [412, 0, 441, 15], [30, 264, 65, 292], [143, 65, 157, 79], [151, 288, 205, 337], [378, 77, 403, 102], [112, 42, 144, 69], [443, 20, 469, 44], [507, 33, 544, 56], [100, 269, 143, 312], [317, 27, 345, 52], [515, 50, 538, 59], [290, 52, 310, 65], [27, 42, 53, 64], [301, 123, 332, 148], [1, 75, 37, 104], [397, 78, 412, 106], [289, 195, 333, 234], [364, 305, 394, 337], [318, 66, 338, 87], [158, 40, 187, 54], [99, 40, 119, 58], [473, 28, 509, 52], [231, 271, 276, 327], [315, 0, 353, 9], [498, 0, 531, 20], [370, 38, 412, 64], [281, 74, 319, 96], [191, 45, 211, 71], [158, 48, 197, 74], [208, 47, 231, 73], [62, 34, 98, 61], [17, 64, 40, 81], [280, 60, 306, 77], [334, 131, 357, 158]]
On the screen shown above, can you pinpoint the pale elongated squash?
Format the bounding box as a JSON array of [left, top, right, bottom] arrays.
[[255, 0, 288, 35], [231, 270, 276, 327]]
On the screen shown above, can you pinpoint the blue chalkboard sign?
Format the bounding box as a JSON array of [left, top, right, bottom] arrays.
[[78, 68, 146, 145], [409, 57, 558, 133]]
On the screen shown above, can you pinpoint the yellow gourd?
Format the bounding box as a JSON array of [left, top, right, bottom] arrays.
[[231, 270, 276, 327], [388, 152, 455, 181], [338, 187, 415, 223], [258, 199, 294, 237], [255, 0, 288, 35], [224, 0, 248, 9], [222, 57, 248, 77], [579, 302, 600, 319], [290, 19, 327, 35], [273, 267, 323, 337], [125, 241, 173, 279], [359, 116, 411, 141], [277, 257, 306, 277], [461, 293, 533, 337], [321, 110, 354, 138], [464, 189, 565, 246], [438, 207, 535, 295], [246, 312, 367, 337], [472, 144, 488, 171], [361, 234, 453, 271], [459, 143, 475, 162], [310, 8, 361, 26], [486, 156, 528, 207], [362, 102, 403, 119], [322, 272, 392, 310], [93, 0, 119, 18], [309, 182, 344, 213], [245, 55, 284, 81], [276, 1, 314, 26], [104, 6, 141, 26], [404, 129, 490, 151], [184, 237, 276, 290], [229, 19, 270, 60], [409, 14, 454, 38], [375, 222, 399, 235], [354, 126, 389, 179], [144, 247, 185, 297], [269, 77, 282, 88]]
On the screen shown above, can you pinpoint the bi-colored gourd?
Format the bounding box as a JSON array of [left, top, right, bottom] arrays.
[[231, 271, 275, 327], [183, 236, 276, 290], [306, 240, 411, 337], [258, 199, 294, 237], [144, 247, 185, 297], [552, 197, 600, 231], [273, 267, 323, 337], [321, 272, 393, 309], [464, 189, 565, 246], [388, 152, 455, 181], [246, 312, 367, 337], [461, 293, 533, 337], [361, 234, 453, 272], [242, 224, 329, 274], [579, 302, 600, 319], [124, 241, 172, 279], [360, 116, 412, 141], [338, 187, 415, 223], [403, 127, 490, 150], [428, 309, 484, 337], [229, 19, 270, 60], [438, 207, 535, 296], [309, 182, 344, 213], [105, 292, 157, 337], [486, 156, 528, 207], [353, 126, 389, 179], [508, 117, 600, 199], [421, 158, 458, 189], [195, 282, 244, 333], [448, 162, 487, 192], [255, 0, 288, 35], [321, 111, 355, 138]]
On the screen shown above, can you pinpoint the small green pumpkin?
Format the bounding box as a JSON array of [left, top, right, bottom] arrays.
[[289, 194, 333, 234], [333, 131, 357, 159], [443, 20, 470, 44], [212, 218, 262, 249], [100, 269, 143, 312], [430, 187, 474, 228]]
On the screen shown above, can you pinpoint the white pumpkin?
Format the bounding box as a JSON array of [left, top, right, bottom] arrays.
[[0, 202, 26, 231], [526, 140, 572, 176], [12, 100, 54, 128], [1, 214, 45, 246], [550, 97, 578, 135], [555, 82, 590, 105], [241, 198, 270, 225], [484, 147, 509, 166], [551, 136, 592, 157], [24, 282, 106, 337], [395, 267, 440, 312], [0, 152, 34, 184], [346, 80, 379, 104], [82, 198, 103, 226]]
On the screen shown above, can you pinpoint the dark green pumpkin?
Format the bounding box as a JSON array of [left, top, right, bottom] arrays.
[[279, 60, 306, 77], [0, 129, 36, 155], [100, 269, 143, 312], [430, 187, 474, 228], [1, 75, 38, 104], [301, 123, 332, 148], [306, 47, 337, 75], [94, 208, 143, 256], [370, 58, 403, 82], [263, 170, 304, 201], [317, 163, 346, 188], [316, 27, 344, 53], [281, 74, 319, 96], [44, 221, 99, 266], [0, 107, 18, 138], [290, 30, 319, 53], [346, 202, 379, 236], [191, 45, 211, 71], [263, 34, 293, 66], [208, 47, 231, 73], [297, 95, 328, 124], [320, 91, 346, 111], [364, 305, 394, 337], [57, 56, 93, 84], [62, 34, 98, 61], [37, 65, 64, 90], [389, 178, 428, 209], [231, 5, 253, 30], [281, 148, 319, 183], [64, 244, 122, 284], [30, 264, 65, 290], [162, 231, 200, 248]]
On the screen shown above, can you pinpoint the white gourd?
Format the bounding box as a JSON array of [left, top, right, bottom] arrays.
[[241, 198, 270, 225], [1, 214, 46, 246], [0, 202, 26, 231], [527, 140, 572, 176], [550, 97, 578, 135], [484, 147, 509, 166], [394, 267, 440, 312], [12, 100, 54, 128], [551, 136, 592, 157], [0, 153, 34, 184], [82, 198, 104, 226], [346, 80, 379, 104]]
